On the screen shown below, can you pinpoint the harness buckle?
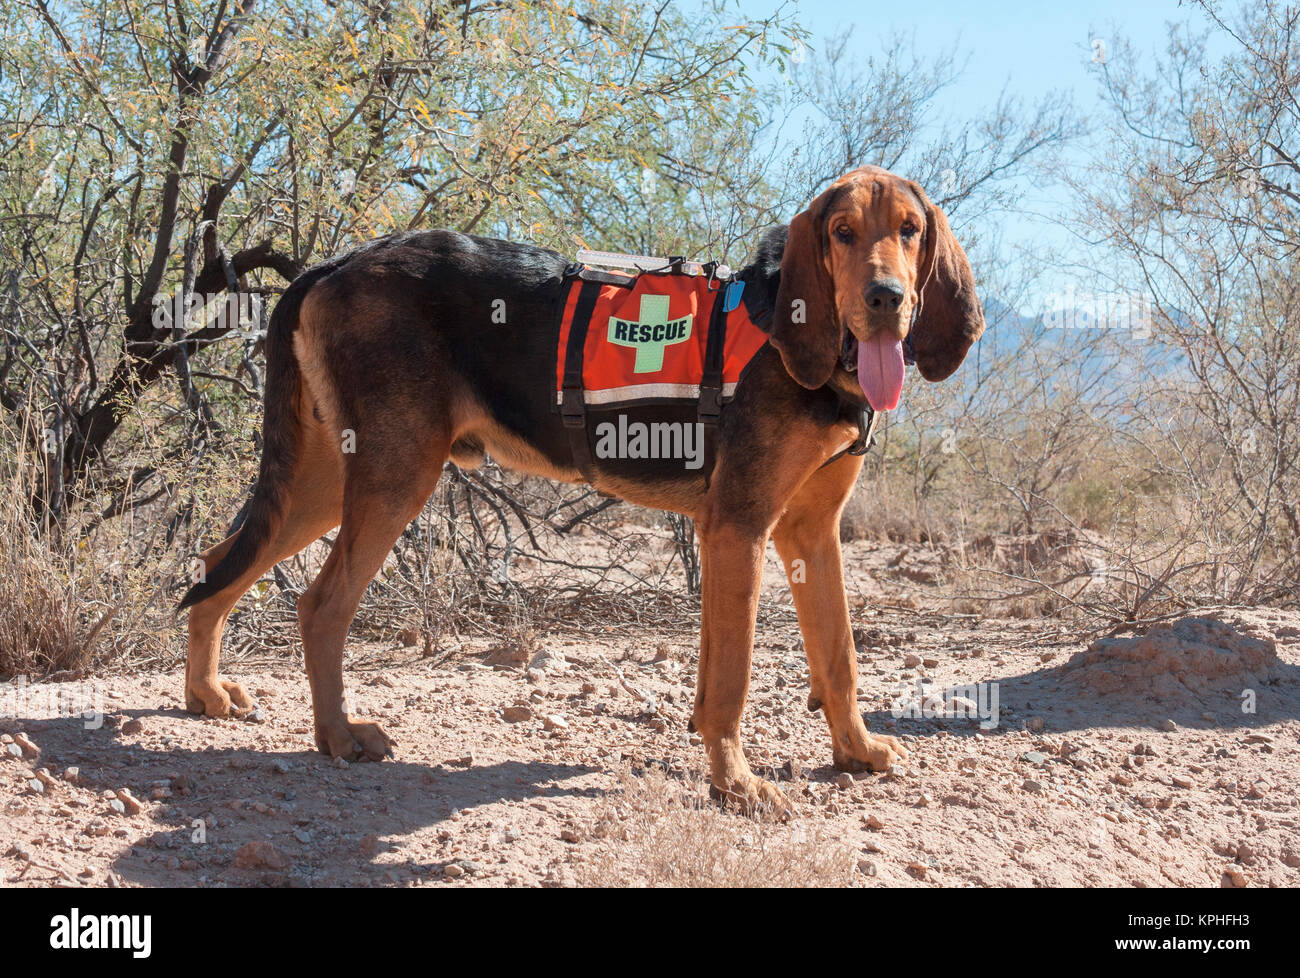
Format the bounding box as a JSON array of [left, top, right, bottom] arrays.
[[697, 385, 723, 424], [560, 386, 586, 428]]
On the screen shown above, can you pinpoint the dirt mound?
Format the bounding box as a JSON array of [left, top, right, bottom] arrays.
[[1061, 615, 1281, 700]]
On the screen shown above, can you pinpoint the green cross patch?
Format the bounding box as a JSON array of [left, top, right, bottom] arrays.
[[607, 294, 693, 373]]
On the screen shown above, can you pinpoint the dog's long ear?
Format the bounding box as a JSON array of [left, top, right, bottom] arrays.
[[769, 188, 840, 389], [910, 186, 985, 381]]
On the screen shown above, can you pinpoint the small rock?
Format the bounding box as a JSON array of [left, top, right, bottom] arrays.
[[560, 828, 582, 843], [1022, 779, 1044, 793], [502, 705, 533, 723], [922, 657, 939, 668], [863, 814, 884, 830], [1243, 733, 1273, 745], [835, 773, 854, 789], [14, 733, 40, 758], [62, 766, 80, 784], [443, 863, 464, 878], [902, 653, 922, 668], [856, 858, 877, 876], [1171, 775, 1194, 790], [1021, 751, 1047, 766], [26, 778, 45, 795], [905, 861, 928, 880], [1027, 717, 1045, 732], [529, 649, 567, 675], [120, 718, 144, 735], [114, 789, 144, 815], [234, 841, 290, 871], [1221, 867, 1247, 888], [1159, 718, 1178, 733]]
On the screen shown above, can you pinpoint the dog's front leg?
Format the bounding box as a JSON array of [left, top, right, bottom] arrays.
[[772, 459, 907, 774], [691, 518, 792, 815]]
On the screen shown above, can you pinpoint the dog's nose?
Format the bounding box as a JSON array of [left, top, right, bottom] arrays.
[[866, 280, 905, 311]]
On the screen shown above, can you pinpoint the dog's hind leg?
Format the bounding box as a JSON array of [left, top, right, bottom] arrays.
[[296, 439, 448, 761], [772, 454, 907, 773], [185, 421, 344, 717]]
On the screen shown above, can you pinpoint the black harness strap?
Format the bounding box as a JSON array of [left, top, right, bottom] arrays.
[[559, 276, 604, 481], [698, 285, 728, 486], [819, 405, 879, 470]]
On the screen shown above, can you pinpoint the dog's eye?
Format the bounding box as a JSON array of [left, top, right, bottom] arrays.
[[900, 221, 919, 239], [834, 225, 854, 243]]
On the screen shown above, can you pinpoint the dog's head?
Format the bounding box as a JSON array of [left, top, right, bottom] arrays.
[[768, 166, 985, 410]]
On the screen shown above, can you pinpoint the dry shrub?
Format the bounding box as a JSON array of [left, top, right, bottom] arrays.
[[0, 431, 113, 676], [580, 767, 857, 888]]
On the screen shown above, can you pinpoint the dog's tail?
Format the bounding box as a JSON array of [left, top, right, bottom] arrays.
[[179, 264, 330, 611]]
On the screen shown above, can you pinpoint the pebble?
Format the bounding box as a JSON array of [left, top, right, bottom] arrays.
[[14, 733, 40, 758], [835, 773, 854, 789], [502, 705, 533, 723], [856, 859, 877, 876], [902, 654, 922, 668], [234, 841, 290, 870], [560, 828, 582, 843], [1022, 779, 1044, 793], [1021, 751, 1047, 766], [863, 815, 884, 830], [1159, 719, 1178, 732], [1027, 717, 1045, 732], [1171, 775, 1194, 790], [1221, 867, 1247, 888], [115, 789, 144, 815], [444, 863, 465, 878], [120, 718, 144, 735]]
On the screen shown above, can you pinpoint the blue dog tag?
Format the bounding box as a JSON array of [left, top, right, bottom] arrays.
[[722, 280, 745, 313]]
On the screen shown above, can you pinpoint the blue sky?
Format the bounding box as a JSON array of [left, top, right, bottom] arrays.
[[712, 0, 1226, 307]]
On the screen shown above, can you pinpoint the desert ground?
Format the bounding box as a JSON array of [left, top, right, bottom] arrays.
[[2, 536, 1298, 888]]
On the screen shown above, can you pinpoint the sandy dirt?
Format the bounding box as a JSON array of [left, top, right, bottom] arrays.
[[3, 539, 1299, 887]]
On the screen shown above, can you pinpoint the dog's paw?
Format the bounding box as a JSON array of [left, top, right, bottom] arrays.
[[709, 775, 794, 819], [315, 718, 395, 762], [833, 732, 907, 773], [185, 678, 254, 718]]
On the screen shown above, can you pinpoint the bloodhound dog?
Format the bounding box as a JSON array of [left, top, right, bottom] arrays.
[[180, 165, 984, 812]]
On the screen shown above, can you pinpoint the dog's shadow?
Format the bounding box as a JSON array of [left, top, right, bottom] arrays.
[[5, 707, 602, 886], [861, 641, 1300, 743]]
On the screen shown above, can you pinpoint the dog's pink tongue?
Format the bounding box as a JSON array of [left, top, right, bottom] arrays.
[[857, 332, 906, 411]]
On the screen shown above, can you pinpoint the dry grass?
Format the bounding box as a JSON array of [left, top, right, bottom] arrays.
[[0, 434, 110, 676], [579, 767, 858, 887]]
